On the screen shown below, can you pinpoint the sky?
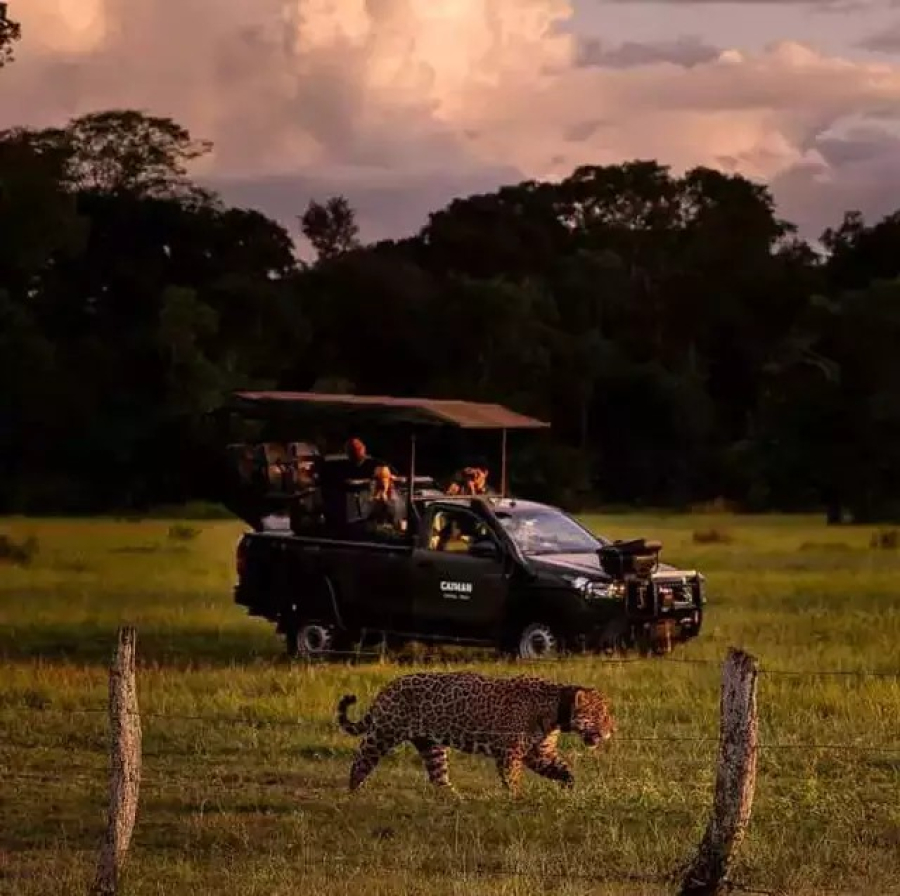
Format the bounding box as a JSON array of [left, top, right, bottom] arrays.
[[4, 0, 900, 247]]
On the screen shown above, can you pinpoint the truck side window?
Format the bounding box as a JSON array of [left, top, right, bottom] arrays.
[[429, 508, 493, 554]]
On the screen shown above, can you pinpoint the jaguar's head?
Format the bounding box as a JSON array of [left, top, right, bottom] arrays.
[[570, 687, 616, 749]]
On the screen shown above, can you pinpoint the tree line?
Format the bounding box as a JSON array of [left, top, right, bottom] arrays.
[[2, 16, 899, 519]]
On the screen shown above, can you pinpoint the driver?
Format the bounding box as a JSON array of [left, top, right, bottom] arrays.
[[433, 512, 485, 552], [436, 519, 469, 552]]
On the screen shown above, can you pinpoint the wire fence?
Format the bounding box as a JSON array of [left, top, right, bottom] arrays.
[[3, 650, 899, 896], [264, 648, 900, 677], [3, 704, 899, 756]]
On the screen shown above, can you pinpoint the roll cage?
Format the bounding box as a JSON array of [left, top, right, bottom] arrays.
[[211, 390, 551, 534]]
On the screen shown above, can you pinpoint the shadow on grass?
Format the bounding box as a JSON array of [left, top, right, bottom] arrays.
[[0, 620, 637, 669], [0, 622, 502, 669], [0, 622, 286, 668]]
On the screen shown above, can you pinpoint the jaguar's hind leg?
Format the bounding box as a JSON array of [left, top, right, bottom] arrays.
[[411, 737, 453, 790], [348, 733, 397, 791]]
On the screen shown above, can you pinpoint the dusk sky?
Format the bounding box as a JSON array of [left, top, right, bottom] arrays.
[[5, 0, 900, 245]]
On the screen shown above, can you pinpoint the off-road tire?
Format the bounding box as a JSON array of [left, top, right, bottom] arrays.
[[285, 620, 338, 659], [502, 622, 563, 660]]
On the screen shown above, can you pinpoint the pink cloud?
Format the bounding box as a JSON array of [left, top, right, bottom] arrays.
[[5, 0, 900, 240]]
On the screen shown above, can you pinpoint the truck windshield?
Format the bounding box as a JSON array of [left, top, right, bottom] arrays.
[[495, 508, 606, 555]]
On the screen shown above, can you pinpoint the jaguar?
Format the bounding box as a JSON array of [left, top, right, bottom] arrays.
[[336, 671, 615, 794]]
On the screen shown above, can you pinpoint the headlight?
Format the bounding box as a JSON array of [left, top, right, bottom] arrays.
[[563, 575, 623, 600], [564, 575, 591, 592]]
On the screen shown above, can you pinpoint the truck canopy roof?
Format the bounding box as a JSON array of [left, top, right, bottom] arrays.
[[225, 391, 551, 431]]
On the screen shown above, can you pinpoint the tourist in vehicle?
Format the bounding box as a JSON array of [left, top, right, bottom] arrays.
[[367, 465, 406, 534], [445, 465, 491, 496], [344, 437, 380, 481], [431, 510, 490, 552], [316, 438, 394, 535]]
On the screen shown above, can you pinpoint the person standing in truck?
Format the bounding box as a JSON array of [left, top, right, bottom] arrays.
[[341, 437, 393, 532], [344, 437, 380, 482]]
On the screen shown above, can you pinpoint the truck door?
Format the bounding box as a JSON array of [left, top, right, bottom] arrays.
[[319, 540, 415, 634], [410, 504, 509, 640]]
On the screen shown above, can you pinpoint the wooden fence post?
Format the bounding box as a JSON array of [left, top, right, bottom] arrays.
[[679, 647, 760, 896], [90, 627, 142, 896]]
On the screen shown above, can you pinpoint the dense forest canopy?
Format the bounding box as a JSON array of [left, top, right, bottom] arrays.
[[2, 20, 899, 519]]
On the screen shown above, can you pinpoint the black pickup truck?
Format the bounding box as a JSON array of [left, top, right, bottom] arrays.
[[216, 390, 706, 659]]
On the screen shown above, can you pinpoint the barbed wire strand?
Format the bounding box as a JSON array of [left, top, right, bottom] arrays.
[[0, 772, 712, 815], [276, 650, 900, 676], [3, 705, 898, 756], [5, 647, 899, 674]]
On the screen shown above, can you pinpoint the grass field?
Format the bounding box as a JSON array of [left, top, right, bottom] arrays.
[[1, 513, 898, 896]]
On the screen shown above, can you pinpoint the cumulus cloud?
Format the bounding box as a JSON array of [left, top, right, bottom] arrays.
[[771, 124, 900, 238], [5, 0, 900, 241], [577, 35, 721, 68], [858, 22, 900, 53], [597, 0, 872, 10]]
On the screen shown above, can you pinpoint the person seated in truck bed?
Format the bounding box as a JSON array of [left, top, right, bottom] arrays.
[[366, 465, 406, 536], [445, 465, 491, 496], [319, 438, 392, 534]]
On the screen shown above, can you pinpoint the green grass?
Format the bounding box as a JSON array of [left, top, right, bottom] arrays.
[[0, 513, 898, 896]]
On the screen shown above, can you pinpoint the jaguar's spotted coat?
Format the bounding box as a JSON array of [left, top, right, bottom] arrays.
[[336, 671, 615, 794]]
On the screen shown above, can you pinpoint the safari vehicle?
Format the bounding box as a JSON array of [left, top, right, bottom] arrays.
[[214, 391, 706, 659]]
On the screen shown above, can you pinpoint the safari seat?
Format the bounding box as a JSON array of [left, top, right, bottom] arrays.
[[227, 441, 319, 495]]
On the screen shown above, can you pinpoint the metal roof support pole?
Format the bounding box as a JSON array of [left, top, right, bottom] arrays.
[[500, 427, 508, 498], [407, 430, 417, 522]]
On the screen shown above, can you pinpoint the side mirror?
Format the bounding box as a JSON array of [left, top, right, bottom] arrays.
[[469, 539, 501, 561]]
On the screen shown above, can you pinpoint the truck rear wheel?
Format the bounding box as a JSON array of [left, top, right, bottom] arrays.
[[507, 622, 562, 660], [282, 575, 348, 659], [285, 621, 336, 659]]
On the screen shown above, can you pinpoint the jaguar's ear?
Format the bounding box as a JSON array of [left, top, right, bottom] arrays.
[[556, 685, 582, 731], [536, 709, 556, 735]]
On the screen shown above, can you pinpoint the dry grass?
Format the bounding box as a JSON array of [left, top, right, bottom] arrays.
[[0, 513, 898, 895]]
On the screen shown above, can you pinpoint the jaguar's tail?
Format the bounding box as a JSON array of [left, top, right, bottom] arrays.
[[337, 694, 371, 736]]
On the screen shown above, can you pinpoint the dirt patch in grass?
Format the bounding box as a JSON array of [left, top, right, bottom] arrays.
[[692, 527, 734, 545]]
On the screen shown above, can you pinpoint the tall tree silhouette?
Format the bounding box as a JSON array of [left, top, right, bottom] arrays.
[[300, 196, 361, 262], [0, 2, 21, 67]]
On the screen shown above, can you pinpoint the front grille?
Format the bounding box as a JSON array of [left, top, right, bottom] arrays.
[[626, 576, 701, 616], [655, 579, 693, 607]]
